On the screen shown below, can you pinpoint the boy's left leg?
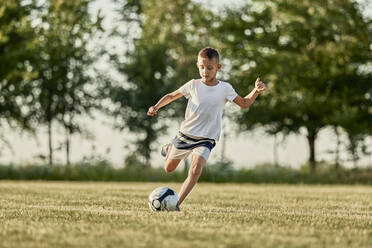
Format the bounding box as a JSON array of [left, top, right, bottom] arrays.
[[177, 155, 206, 206]]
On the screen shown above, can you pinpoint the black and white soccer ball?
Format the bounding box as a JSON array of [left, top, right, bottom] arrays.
[[148, 186, 179, 211]]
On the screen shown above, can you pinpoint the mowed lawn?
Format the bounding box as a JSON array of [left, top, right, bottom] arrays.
[[0, 181, 371, 248]]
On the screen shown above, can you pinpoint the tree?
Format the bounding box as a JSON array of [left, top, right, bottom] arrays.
[[215, 0, 372, 171], [109, 0, 214, 165], [30, 0, 103, 166], [0, 0, 38, 132]]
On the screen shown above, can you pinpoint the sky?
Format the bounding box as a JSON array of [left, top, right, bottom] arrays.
[[1, 0, 371, 168]]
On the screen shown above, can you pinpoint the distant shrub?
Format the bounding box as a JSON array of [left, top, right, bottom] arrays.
[[0, 161, 371, 184]]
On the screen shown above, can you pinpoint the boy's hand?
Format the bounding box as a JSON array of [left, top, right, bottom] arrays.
[[255, 77, 267, 93], [147, 106, 158, 116]]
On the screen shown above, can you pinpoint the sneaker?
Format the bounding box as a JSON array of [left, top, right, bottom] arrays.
[[161, 143, 171, 158]]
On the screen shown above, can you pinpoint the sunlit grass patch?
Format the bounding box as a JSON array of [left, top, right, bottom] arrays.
[[0, 181, 371, 248]]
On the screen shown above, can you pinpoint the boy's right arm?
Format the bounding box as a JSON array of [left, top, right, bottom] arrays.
[[147, 90, 183, 116]]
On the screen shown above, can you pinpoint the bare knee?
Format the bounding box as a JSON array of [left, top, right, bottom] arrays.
[[164, 165, 175, 173], [164, 159, 181, 173], [189, 156, 206, 178], [189, 163, 203, 178]]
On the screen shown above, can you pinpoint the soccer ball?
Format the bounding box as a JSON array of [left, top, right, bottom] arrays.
[[148, 186, 179, 211]]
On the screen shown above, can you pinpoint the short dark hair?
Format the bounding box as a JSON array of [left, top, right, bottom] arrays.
[[198, 47, 219, 62]]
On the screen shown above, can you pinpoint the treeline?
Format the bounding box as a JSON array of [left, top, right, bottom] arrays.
[[1, 161, 371, 184], [1, 0, 104, 166], [0, 0, 371, 171]]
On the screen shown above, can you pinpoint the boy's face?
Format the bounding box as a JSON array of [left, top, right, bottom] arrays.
[[197, 56, 222, 83]]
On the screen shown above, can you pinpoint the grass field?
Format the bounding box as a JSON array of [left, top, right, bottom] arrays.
[[0, 181, 371, 248]]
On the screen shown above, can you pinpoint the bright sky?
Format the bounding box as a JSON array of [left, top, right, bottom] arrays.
[[1, 0, 371, 168]]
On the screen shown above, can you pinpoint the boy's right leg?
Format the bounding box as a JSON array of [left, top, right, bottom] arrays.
[[164, 158, 181, 173], [163, 143, 190, 173]]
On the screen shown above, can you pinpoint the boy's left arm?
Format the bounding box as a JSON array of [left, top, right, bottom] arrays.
[[233, 77, 266, 109]]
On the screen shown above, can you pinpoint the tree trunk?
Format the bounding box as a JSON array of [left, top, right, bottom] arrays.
[[48, 120, 53, 166], [273, 134, 279, 167], [221, 129, 226, 163], [334, 126, 340, 170], [347, 134, 359, 168], [146, 153, 151, 167], [306, 129, 317, 173], [66, 127, 70, 166]]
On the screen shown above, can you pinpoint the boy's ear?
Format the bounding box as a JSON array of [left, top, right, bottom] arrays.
[[217, 64, 222, 70]]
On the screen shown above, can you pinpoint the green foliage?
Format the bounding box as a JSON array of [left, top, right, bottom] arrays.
[[108, 0, 216, 165], [1, 161, 371, 184], [0, 0, 371, 171], [0, 0, 105, 165], [215, 0, 372, 170], [0, 0, 39, 129], [29, 0, 103, 165]]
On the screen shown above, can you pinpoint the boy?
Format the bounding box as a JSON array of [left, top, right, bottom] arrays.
[[147, 47, 266, 209]]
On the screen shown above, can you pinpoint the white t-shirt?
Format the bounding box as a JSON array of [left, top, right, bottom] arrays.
[[177, 79, 238, 141]]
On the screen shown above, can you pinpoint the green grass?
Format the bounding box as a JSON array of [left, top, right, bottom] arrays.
[[0, 181, 371, 248]]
